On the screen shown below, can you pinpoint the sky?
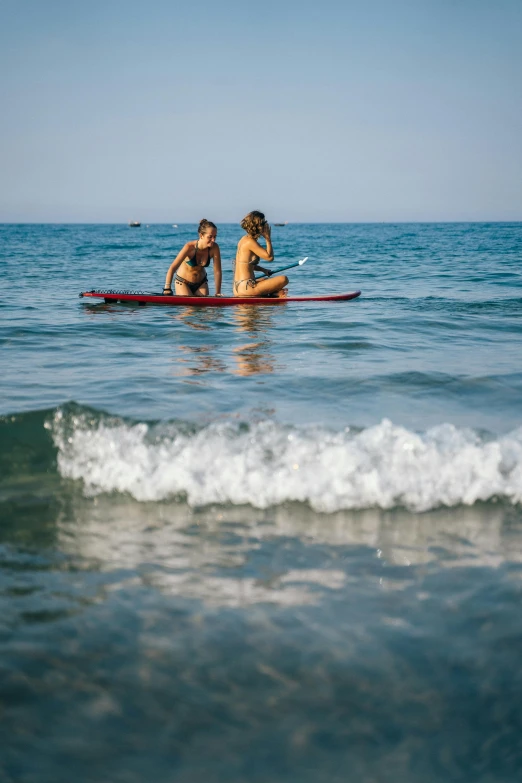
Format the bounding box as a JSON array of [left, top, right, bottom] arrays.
[[0, 0, 521, 222]]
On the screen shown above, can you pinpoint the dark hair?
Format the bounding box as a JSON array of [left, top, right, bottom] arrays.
[[240, 210, 266, 239], [198, 218, 217, 235]]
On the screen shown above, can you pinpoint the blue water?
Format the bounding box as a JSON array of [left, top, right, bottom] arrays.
[[1, 222, 522, 781]]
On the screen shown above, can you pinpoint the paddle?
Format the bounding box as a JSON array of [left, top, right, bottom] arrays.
[[255, 257, 308, 280]]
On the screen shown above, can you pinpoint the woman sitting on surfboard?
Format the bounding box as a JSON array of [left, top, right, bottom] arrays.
[[163, 219, 222, 297], [233, 211, 288, 297]]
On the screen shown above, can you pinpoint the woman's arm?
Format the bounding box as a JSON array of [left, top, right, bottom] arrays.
[[245, 224, 274, 262], [212, 244, 222, 295], [253, 263, 272, 276], [163, 244, 191, 292]]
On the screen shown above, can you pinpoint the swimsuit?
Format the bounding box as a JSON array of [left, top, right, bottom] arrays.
[[234, 278, 256, 293], [185, 242, 211, 268], [175, 273, 208, 294], [176, 242, 210, 293]]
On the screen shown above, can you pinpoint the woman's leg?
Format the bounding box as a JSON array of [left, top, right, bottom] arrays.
[[194, 280, 209, 297], [175, 279, 193, 296], [175, 275, 208, 296], [236, 274, 288, 297]]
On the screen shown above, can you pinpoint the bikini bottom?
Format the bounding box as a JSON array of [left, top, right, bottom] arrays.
[[175, 273, 208, 294], [234, 278, 256, 294]]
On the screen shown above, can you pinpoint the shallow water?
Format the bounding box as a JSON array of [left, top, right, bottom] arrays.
[[1, 222, 522, 781]]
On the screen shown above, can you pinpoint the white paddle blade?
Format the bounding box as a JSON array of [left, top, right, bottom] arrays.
[[299, 257, 309, 265]]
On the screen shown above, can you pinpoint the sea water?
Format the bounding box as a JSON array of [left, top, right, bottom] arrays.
[[1, 222, 522, 782]]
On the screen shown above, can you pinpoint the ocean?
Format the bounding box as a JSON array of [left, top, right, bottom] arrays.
[[1, 222, 522, 782]]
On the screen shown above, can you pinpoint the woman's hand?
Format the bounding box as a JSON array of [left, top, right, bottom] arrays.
[[262, 222, 271, 240], [163, 286, 173, 296]]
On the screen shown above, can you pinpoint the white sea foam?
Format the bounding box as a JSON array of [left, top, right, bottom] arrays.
[[50, 410, 522, 512]]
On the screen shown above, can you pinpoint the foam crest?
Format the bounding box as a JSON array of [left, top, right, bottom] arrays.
[[50, 410, 522, 512]]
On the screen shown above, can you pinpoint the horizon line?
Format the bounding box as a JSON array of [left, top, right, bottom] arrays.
[[1, 220, 521, 226]]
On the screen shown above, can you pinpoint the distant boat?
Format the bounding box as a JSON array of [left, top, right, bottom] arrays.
[[274, 222, 288, 226], [129, 221, 141, 227], [172, 224, 178, 228]]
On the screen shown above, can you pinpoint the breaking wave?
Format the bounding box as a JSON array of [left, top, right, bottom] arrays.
[[43, 405, 522, 512]]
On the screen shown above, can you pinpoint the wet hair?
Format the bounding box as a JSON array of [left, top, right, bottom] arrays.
[[198, 218, 217, 236], [240, 210, 266, 239]]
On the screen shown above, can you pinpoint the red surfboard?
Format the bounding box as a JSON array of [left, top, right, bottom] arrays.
[[80, 289, 362, 307]]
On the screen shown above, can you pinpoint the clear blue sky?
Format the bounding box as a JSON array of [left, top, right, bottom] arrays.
[[1, 0, 521, 222]]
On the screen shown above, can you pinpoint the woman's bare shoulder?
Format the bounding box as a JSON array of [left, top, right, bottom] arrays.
[[237, 235, 255, 251], [172, 242, 193, 262]]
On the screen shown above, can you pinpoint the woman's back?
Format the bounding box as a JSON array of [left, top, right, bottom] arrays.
[[235, 236, 257, 272]]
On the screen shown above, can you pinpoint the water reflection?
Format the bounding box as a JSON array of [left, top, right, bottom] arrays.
[[232, 306, 276, 376], [82, 302, 144, 318], [173, 343, 227, 377], [82, 302, 279, 379], [53, 497, 522, 609], [168, 308, 227, 377], [170, 306, 220, 331]]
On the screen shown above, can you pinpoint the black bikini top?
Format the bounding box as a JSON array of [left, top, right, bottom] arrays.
[[186, 242, 211, 268]]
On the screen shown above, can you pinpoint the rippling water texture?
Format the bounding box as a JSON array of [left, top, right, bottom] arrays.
[[1, 223, 522, 781]]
